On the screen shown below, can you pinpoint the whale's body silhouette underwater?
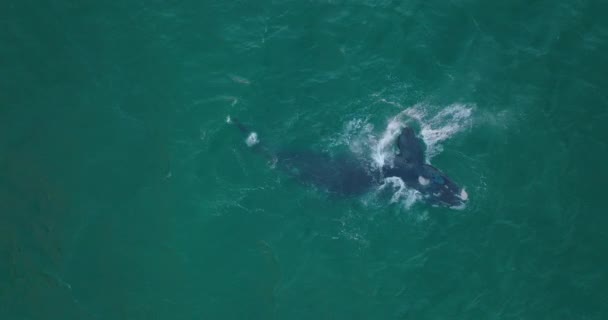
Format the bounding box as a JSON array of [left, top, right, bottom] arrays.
[[230, 117, 468, 208]]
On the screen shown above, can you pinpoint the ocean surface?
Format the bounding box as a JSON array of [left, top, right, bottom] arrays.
[[1, 1, 607, 319]]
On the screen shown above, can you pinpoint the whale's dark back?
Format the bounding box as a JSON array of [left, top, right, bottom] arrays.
[[276, 150, 376, 196]]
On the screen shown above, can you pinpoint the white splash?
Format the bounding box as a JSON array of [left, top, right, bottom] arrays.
[[371, 117, 403, 168], [337, 102, 473, 209], [375, 103, 473, 163], [332, 118, 374, 155], [378, 177, 422, 209], [246, 132, 259, 147], [415, 103, 472, 160]]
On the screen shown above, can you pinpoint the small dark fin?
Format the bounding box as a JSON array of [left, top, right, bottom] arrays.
[[397, 127, 425, 166]]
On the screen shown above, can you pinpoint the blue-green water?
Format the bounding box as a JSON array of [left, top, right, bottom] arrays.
[[2, 1, 608, 319]]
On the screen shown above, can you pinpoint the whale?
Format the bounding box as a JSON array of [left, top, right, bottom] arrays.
[[228, 116, 467, 208]]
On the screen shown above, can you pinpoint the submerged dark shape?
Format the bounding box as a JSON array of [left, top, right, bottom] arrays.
[[229, 117, 467, 208]]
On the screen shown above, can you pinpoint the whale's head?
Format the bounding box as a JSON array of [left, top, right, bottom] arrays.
[[418, 164, 468, 208]]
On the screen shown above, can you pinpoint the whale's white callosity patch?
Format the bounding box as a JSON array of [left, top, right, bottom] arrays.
[[418, 176, 430, 186], [460, 189, 468, 201]]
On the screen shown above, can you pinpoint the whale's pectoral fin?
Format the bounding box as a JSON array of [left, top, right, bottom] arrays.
[[397, 127, 425, 165]]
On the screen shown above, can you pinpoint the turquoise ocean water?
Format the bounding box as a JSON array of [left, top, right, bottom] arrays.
[[1, 1, 608, 319]]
